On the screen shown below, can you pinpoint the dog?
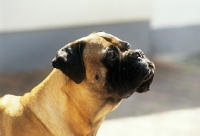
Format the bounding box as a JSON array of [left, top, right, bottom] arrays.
[[0, 32, 155, 136]]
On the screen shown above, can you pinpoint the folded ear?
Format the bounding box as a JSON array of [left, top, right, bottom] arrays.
[[52, 41, 86, 84]]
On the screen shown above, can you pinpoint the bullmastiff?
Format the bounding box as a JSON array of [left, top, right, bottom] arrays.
[[0, 32, 155, 136]]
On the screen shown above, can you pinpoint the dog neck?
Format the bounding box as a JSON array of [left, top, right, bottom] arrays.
[[21, 69, 121, 136], [61, 80, 121, 135]]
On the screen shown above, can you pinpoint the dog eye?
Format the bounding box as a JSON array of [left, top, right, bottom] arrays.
[[106, 51, 117, 60]]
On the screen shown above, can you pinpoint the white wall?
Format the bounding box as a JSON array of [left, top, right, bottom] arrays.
[[151, 0, 200, 29], [0, 0, 151, 33], [1, 0, 200, 73], [2, 0, 200, 32]]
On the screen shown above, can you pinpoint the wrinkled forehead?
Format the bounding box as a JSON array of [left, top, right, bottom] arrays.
[[90, 31, 121, 41], [91, 32, 131, 50], [79, 32, 131, 51]]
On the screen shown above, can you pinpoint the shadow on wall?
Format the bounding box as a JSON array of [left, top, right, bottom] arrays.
[[0, 21, 151, 74], [1, 21, 200, 74]]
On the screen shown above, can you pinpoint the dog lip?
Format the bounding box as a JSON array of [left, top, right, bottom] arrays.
[[104, 49, 155, 99], [148, 61, 155, 69], [143, 67, 154, 81], [118, 57, 155, 98], [120, 71, 154, 98]]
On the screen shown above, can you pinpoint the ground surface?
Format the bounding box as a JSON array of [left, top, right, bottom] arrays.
[[0, 59, 200, 135]]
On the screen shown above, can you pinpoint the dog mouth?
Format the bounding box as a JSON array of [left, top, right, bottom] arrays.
[[116, 50, 155, 98], [102, 47, 155, 99], [120, 67, 154, 98]]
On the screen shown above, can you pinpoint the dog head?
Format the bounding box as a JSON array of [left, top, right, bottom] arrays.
[[52, 32, 155, 99]]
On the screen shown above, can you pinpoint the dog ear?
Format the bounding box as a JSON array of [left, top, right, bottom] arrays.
[[52, 41, 86, 84]]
